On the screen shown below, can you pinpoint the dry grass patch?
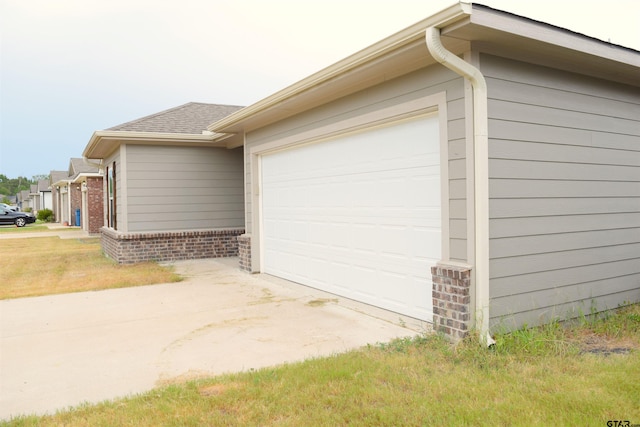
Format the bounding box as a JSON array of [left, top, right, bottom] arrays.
[[198, 382, 243, 397], [0, 237, 181, 299]]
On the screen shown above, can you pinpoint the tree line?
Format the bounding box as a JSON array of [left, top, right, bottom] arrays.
[[0, 174, 50, 202]]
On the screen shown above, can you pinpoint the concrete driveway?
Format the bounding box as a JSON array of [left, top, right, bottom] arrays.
[[0, 257, 427, 420]]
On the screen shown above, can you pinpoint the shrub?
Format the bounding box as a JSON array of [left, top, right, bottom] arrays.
[[37, 208, 54, 222]]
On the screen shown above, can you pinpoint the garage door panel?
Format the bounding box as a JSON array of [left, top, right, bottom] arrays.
[[261, 116, 441, 321], [265, 154, 439, 183], [413, 228, 442, 259], [266, 218, 440, 259]]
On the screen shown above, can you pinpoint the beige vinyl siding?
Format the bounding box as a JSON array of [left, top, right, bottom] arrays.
[[244, 65, 468, 262], [483, 54, 640, 329], [125, 145, 244, 232]]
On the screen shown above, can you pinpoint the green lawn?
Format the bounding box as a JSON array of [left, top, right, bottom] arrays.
[[0, 224, 51, 233]]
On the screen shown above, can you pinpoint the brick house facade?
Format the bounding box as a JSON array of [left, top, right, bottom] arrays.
[[51, 161, 103, 233], [70, 184, 82, 227], [83, 103, 245, 264], [85, 176, 104, 234]]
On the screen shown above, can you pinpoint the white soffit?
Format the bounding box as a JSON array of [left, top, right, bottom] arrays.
[[443, 5, 640, 86]]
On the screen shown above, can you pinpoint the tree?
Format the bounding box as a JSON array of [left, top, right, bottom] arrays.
[[0, 174, 39, 196], [32, 174, 50, 182]]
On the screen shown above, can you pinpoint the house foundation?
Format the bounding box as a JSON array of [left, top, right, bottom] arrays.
[[101, 228, 245, 264]]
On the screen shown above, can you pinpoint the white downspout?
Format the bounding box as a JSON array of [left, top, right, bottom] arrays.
[[425, 26, 494, 346]]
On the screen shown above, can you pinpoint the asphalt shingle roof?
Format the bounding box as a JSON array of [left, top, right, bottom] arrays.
[[69, 158, 99, 176], [50, 170, 69, 183], [106, 102, 244, 134], [37, 179, 50, 192]]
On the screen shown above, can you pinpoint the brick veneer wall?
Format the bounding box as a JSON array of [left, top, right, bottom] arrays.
[[431, 263, 472, 341], [238, 234, 251, 272], [86, 177, 104, 234], [70, 185, 82, 226], [101, 227, 245, 264]]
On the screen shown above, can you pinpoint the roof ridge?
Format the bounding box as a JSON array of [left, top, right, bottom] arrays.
[[105, 102, 194, 131], [187, 101, 245, 108], [105, 102, 244, 131], [104, 102, 245, 134]]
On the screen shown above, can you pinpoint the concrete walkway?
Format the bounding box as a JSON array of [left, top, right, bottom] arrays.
[[0, 257, 427, 420]]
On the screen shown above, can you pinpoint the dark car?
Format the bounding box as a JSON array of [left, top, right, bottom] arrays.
[[0, 207, 36, 227], [0, 203, 18, 212]]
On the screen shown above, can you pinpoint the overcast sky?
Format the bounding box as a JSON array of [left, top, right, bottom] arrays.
[[1, 0, 639, 180]]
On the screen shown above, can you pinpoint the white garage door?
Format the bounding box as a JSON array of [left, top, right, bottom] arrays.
[[261, 115, 441, 321]]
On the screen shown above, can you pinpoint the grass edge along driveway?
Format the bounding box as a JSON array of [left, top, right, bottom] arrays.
[[0, 237, 180, 300], [5, 307, 639, 426]]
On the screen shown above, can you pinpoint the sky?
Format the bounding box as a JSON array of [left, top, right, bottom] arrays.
[[1, 0, 639, 180]]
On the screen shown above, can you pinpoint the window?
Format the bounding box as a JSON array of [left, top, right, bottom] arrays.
[[107, 162, 117, 229]]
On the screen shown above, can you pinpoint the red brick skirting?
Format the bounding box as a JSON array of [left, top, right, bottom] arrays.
[[101, 227, 245, 264], [431, 263, 472, 341]]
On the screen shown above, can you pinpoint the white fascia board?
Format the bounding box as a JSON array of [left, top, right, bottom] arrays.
[[72, 173, 102, 184], [470, 5, 640, 67], [83, 130, 228, 159], [92, 130, 219, 143], [207, 2, 471, 133], [51, 179, 71, 188]]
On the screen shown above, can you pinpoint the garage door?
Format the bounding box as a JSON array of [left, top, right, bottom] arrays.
[[261, 115, 441, 321]]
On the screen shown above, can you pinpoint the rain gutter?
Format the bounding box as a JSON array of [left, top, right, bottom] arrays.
[[425, 16, 493, 346]]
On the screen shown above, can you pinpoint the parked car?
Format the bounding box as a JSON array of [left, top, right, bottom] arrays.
[[0, 203, 19, 212], [0, 207, 36, 227]]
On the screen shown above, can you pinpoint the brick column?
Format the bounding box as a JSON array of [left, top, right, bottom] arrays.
[[86, 177, 104, 234], [431, 263, 472, 341], [238, 234, 252, 272]]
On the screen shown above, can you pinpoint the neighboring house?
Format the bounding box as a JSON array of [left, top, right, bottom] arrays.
[[70, 158, 104, 234], [37, 179, 52, 213], [0, 194, 18, 206], [50, 170, 69, 222], [206, 3, 640, 341], [82, 102, 245, 263], [18, 190, 31, 211], [51, 160, 104, 233], [29, 185, 39, 212], [51, 172, 71, 225]]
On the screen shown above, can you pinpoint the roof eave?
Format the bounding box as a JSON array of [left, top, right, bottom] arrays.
[[469, 3, 640, 66], [208, 2, 472, 134], [72, 173, 102, 184], [208, 2, 640, 135], [83, 130, 231, 159], [453, 4, 640, 86], [51, 179, 71, 187]]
